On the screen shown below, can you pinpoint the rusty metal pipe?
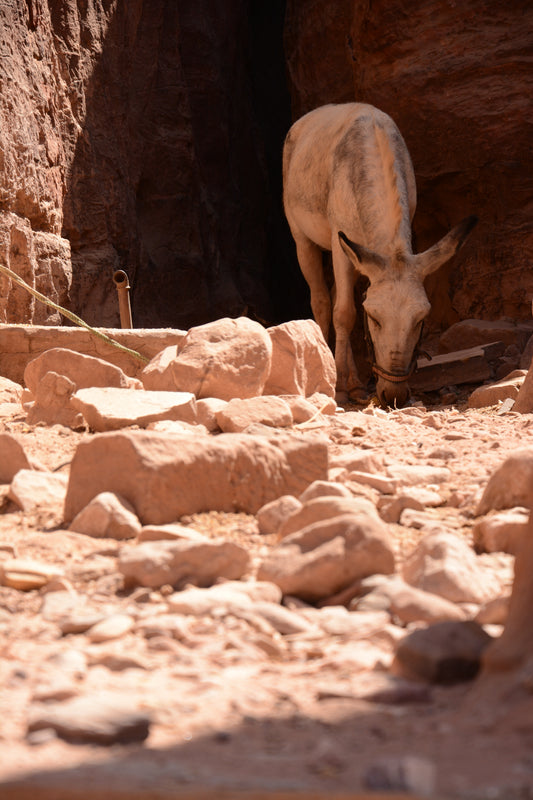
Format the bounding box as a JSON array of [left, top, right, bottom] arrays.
[[113, 269, 133, 329]]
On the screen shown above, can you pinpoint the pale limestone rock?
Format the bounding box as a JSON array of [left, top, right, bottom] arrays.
[[118, 538, 251, 588], [137, 524, 208, 543], [0, 558, 64, 590], [87, 648, 150, 672], [301, 607, 390, 638], [69, 492, 141, 540], [216, 395, 292, 433], [401, 486, 445, 507], [280, 395, 321, 423], [329, 449, 384, 474], [27, 692, 151, 744], [24, 347, 141, 396], [25, 370, 84, 428], [354, 576, 466, 624], [64, 430, 328, 525], [477, 449, 533, 514], [8, 469, 68, 512], [40, 589, 79, 622], [195, 397, 228, 431], [468, 370, 526, 408], [392, 620, 492, 684], [147, 419, 208, 436], [249, 601, 317, 635], [263, 319, 336, 398], [140, 344, 179, 391], [87, 614, 135, 643], [299, 480, 353, 502], [306, 392, 337, 415], [257, 511, 395, 602], [377, 495, 425, 524], [32, 678, 80, 704], [60, 613, 107, 635], [71, 387, 198, 432], [346, 470, 397, 495], [278, 495, 378, 540], [256, 495, 303, 535], [386, 464, 451, 485], [473, 507, 529, 555], [402, 531, 501, 604], [0, 376, 23, 403], [166, 581, 282, 616], [0, 432, 32, 483], [170, 317, 272, 400]]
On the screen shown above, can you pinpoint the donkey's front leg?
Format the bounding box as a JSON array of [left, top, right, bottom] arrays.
[[331, 237, 367, 403]]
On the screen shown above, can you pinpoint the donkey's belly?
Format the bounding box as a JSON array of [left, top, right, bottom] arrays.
[[289, 206, 332, 251]]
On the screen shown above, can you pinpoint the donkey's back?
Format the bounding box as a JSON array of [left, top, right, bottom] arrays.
[[283, 103, 416, 254]]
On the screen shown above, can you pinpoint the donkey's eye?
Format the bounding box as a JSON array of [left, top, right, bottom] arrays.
[[368, 314, 382, 329]]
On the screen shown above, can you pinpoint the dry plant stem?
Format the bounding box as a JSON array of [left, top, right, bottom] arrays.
[[0, 262, 149, 364]]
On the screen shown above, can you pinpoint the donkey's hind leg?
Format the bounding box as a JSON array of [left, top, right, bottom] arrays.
[[294, 236, 331, 342]]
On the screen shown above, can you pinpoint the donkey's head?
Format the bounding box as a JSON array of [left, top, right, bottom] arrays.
[[339, 216, 477, 407]]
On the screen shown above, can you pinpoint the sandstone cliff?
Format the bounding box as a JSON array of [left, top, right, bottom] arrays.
[[0, 0, 531, 333]]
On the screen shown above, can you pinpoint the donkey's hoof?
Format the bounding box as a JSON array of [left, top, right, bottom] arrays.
[[348, 387, 369, 405]]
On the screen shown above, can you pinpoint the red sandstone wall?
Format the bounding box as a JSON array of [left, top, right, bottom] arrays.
[[0, 0, 531, 333]]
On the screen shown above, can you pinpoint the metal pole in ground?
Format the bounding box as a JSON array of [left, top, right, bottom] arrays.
[[113, 269, 133, 328]]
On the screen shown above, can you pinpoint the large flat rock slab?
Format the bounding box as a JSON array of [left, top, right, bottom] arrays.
[[64, 430, 328, 524], [70, 387, 198, 431]]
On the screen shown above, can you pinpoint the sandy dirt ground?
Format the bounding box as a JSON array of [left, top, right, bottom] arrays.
[[0, 390, 532, 800]]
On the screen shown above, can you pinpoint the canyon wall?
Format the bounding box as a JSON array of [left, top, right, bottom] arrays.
[[0, 0, 531, 333]]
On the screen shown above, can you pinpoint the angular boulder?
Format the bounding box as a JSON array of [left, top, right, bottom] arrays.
[[263, 319, 336, 398], [24, 348, 140, 396], [402, 531, 500, 604], [477, 449, 533, 515], [118, 538, 250, 588], [168, 317, 272, 400], [69, 492, 142, 540], [278, 495, 378, 539], [392, 621, 493, 684], [0, 376, 23, 404], [257, 511, 395, 602], [473, 508, 529, 556], [9, 469, 68, 513], [216, 396, 293, 432], [467, 370, 526, 409], [64, 430, 328, 524], [0, 433, 32, 484]]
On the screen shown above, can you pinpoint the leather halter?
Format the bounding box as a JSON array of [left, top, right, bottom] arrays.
[[363, 305, 428, 384]]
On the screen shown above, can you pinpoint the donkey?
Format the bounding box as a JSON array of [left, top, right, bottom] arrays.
[[283, 102, 477, 406]]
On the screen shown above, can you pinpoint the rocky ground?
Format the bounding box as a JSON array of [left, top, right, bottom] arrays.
[[1, 378, 532, 800]]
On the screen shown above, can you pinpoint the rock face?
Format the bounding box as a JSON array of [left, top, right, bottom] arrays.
[[0, 1, 297, 329], [1, 1, 530, 337]]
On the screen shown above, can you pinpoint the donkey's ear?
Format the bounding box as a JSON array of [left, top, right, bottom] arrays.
[[338, 232, 386, 279], [414, 215, 478, 278]]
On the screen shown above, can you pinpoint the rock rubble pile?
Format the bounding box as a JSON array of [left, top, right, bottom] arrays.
[[1, 315, 533, 797]]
